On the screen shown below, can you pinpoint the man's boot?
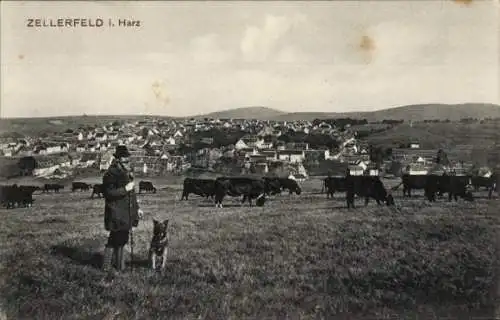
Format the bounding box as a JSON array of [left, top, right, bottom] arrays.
[[115, 246, 126, 271], [102, 247, 114, 272]]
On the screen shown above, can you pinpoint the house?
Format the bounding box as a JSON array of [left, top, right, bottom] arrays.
[[277, 150, 305, 163], [365, 163, 380, 176], [35, 143, 65, 155], [235, 139, 249, 150], [412, 156, 426, 163], [173, 130, 183, 138], [348, 165, 364, 176], [32, 156, 67, 177], [406, 163, 428, 175], [260, 150, 277, 161], [259, 139, 273, 149], [95, 133, 108, 142], [235, 136, 264, 150], [248, 154, 268, 164], [107, 132, 119, 141], [236, 148, 258, 160]]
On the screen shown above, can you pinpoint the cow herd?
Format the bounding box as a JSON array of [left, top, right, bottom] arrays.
[[392, 173, 498, 201], [0, 179, 158, 209], [181, 176, 301, 208], [0, 172, 497, 210]]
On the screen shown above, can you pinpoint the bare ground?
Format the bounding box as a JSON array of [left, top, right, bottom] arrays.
[[0, 177, 499, 319]]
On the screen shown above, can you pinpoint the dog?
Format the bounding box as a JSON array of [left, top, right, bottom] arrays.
[[148, 219, 169, 271]]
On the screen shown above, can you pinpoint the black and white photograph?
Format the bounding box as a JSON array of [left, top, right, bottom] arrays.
[[1, 0, 499, 318]]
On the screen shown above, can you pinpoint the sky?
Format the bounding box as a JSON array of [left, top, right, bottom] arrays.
[[1, 0, 499, 118]]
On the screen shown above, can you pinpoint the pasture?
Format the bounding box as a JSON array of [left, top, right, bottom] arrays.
[[0, 176, 499, 319]]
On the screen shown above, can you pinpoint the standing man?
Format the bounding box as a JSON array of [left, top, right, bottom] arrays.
[[102, 145, 143, 274]]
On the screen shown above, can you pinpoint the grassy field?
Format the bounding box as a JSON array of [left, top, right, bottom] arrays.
[[0, 177, 499, 319]]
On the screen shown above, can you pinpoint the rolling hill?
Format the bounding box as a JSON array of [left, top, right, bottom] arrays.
[[1, 103, 499, 138], [188, 106, 287, 120], [199, 103, 500, 122]]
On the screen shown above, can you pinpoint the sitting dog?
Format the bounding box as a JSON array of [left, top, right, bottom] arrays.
[[149, 219, 169, 271]]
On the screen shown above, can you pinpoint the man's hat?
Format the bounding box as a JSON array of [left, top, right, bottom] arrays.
[[114, 145, 131, 158]]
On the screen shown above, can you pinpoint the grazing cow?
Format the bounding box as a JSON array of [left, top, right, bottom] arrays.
[[261, 177, 286, 196], [0, 185, 18, 208], [471, 173, 497, 199], [91, 184, 104, 199], [43, 183, 64, 193], [72, 182, 92, 192], [214, 177, 266, 208], [180, 178, 216, 200], [424, 174, 473, 202], [322, 176, 347, 198], [0, 185, 36, 209], [277, 178, 302, 195], [345, 175, 394, 209], [391, 174, 429, 197], [139, 180, 157, 194]]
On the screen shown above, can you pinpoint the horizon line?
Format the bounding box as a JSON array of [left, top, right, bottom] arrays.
[[1, 102, 499, 120]]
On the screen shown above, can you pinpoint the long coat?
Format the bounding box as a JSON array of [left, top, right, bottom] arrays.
[[103, 160, 140, 232]]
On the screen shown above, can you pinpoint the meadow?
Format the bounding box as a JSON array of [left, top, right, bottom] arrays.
[[0, 176, 499, 319]]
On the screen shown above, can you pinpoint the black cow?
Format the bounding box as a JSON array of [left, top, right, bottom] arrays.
[[0, 185, 37, 209], [424, 174, 473, 202], [278, 178, 302, 195], [91, 184, 104, 199], [72, 182, 91, 192], [139, 180, 157, 194], [0, 185, 19, 208], [17, 186, 37, 207], [345, 176, 394, 209], [43, 183, 64, 193], [423, 175, 443, 202], [322, 176, 347, 198], [262, 177, 282, 196], [214, 177, 266, 208], [391, 174, 430, 198], [181, 178, 216, 200], [471, 174, 497, 199]]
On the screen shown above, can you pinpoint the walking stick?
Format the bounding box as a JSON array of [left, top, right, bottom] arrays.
[[129, 198, 134, 272], [129, 175, 134, 272]]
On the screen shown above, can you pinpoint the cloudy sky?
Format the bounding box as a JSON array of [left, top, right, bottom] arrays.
[[1, 0, 498, 118]]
